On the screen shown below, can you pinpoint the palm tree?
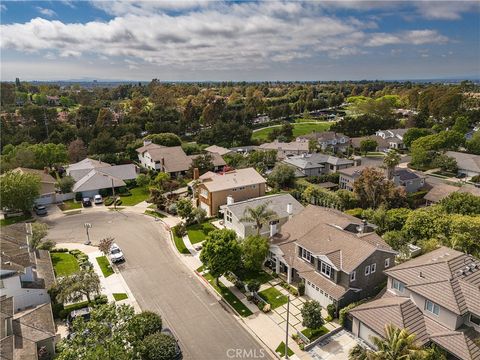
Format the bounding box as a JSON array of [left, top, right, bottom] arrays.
[[240, 202, 278, 236], [383, 150, 401, 180], [369, 325, 428, 360]]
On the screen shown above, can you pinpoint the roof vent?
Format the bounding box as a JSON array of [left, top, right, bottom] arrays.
[[419, 271, 424, 278], [469, 263, 478, 270], [456, 269, 465, 276]]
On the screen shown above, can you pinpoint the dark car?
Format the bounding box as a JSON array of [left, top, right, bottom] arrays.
[[456, 173, 467, 179], [66, 307, 91, 330], [33, 204, 48, 216], [161, 328, 182, 359], [82, 197, 92, 207]]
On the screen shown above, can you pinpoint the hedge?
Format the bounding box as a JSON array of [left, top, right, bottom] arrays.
[[339, 300, 366, 326]]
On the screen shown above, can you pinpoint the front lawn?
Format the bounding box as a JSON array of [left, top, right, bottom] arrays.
[[51, 253, 80, 276], [58, 200, 82, 211], [173, 234, 190, 254], [119, 187, 149, 206], [275, 342, 294, 358], [301, 326, 330, 341], [0, 214, 32, 227], [204, 272, 253, 317], [96, 256, 114, 277], [235, 268, 274, 284], [187, 222, 216, 244], [258, 287, 288, 309], [113, 293, 128, 301]]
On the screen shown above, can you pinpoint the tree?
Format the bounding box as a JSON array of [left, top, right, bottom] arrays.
[[140, 332, 178, 360], [353, 168, 406, 209], [369, 325, 427, 360], [136, 173, 150, 188], [466, 132, 480, 155], [301, 301, 324, 329], [98, 237, 114, 255], [0, 171, 40, 212], [360, 138, 378, 155], [56, 303, 137, 360], [200, 229, 241, 284], [192, 207, 207, 224], [129, 311, 163, 343], [68, 139, 87, 163], [57, 176, 75, 193], [55, 268, 101, 303], [176, 198, 194, 224], [439, 192, 480, 215], [30, 223, 52, 250], [241, 235, 269, 272], [268, 164, 296, 189], [145, 133, 181, 147], [240, 202, 278, 236], [432, 154, 457, 173], [189, 153, 214, 175], [403, 128, 432, 148], [383, 150, 401, 180]]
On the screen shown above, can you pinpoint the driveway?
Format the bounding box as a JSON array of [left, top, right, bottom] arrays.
[[46, 211, 271, 360], [308, 330, 360, 360]]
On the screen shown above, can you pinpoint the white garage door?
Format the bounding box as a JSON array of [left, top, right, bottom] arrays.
[[305, 281, 333, 308], [359, 323, 379, 347], [199, 201, 210, 217], [35, 194, 55, 205]]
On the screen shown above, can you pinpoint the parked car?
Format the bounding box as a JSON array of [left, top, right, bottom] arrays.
[[456, 173, 466, 179], [66, 307, 91, 330], [109, 243, 125, 263], [94, 195, 103, 205], [33, 204, 48, 216], [82, 197, 92, 207], [161, 328, 182, 359]]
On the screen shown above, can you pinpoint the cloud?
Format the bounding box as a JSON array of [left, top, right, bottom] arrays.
[[414, 1, 479, 20], [36, 7, 57, 17], [0, 4, 7, 12], [0, 2, 451, 73]]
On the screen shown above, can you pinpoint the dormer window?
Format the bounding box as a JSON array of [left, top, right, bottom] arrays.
[[470, 314, 480, 326], [301, 248, 311, 262], [320, 262, 332, 278], [392, 279, 405, 292], [425, 300, 440, 316]]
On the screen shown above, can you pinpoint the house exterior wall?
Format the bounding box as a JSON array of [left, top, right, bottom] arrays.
[[409, 291, 461, 330], [138, 152, 161, 171], [352, 318, 382, 348], [0, 276, 50, 312], [339, 174, 355, 191]]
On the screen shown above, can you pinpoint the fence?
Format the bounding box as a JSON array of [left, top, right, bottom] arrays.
[[56, 192, 74, 203]]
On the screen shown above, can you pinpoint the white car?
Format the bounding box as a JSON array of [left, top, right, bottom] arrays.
[[109, 243, 125, 263], [94, 195, 103, 204]]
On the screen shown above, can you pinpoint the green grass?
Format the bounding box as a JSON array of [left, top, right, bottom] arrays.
[[258, 287, 288, 309], [119, 187, 149, 206], [301, 326, 330, 341], [235, 269, 274, 284], [275, 342, 294, 357], [0, 214, 32, 227], [173, 234, 190, 254], [144, 210, 166, 218], [64, 300, 89, 312], [196, 265, 205, 272], [96, 256, 114, 277], [147, 204, 157, 209], [204, 272, 253, 317], [252, 121, 332, 141], [59, 200, 82, 211], [187, 222, 216, 244], [113, 293, 128, 301], [51, 253, 80, 276]]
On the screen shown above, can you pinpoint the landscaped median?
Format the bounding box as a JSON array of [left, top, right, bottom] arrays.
[[96, 256, 114, 277]]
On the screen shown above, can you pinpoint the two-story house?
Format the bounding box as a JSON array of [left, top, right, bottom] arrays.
[[350, 247, 480, 360], [268, 206, 396, 310], [258, 140, 309, 160], [220, 194, 304, 239], [282, 153, 358, 178], [12, 168, 57, 205], [1, 224, 55, 312], [0, 295, 56, 360], [194, 168, 267, 217], [136, 141, 192, 176], [375, 129, 408, 150], [297, 131, 350, 152]]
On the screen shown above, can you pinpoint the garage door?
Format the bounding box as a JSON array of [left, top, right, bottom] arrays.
[[305, 281, 333, 308], [359, 323, 379, 347], [35, 194, 55, 205], [199, 201, 210, 217]]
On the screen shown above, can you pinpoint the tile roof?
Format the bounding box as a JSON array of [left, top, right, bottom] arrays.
[[135, 142, 165, 154], [142, 146, 192, 173], [385, 247, 480, 316], [258, 141, 309, 152], [204, 145, 232, 156], [0, 335, 14, 360], [423, 183, 460, 203], [283, 153, 353, 170], [34, 250, 55, 290], [189, 152, 227, 168], [1, 225, 33, 274], [338, 165, 370, 178], [199, 168, 266, 192], [220, 194, 304, 222], [12, 168, 56, 184], [67, 158, 110, 171], [446, 151, 480, 173], [298, 131, 349, 142]]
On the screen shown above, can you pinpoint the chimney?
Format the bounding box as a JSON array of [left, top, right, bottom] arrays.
[[270, 223, 277, 237], [287, 203, 293, 218], [193, 168, 199, 180], [226, 195, 234, 205], [358, 219, 367, 234], [161, 158, 165, 166], [143, 139, 152, 146]]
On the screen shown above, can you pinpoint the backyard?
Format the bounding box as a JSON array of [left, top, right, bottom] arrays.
[[119, 187, 149, 206], [186, 222, 216, 244], [252, 121, 332, 141], [51, 253, 79, 276], [258, 287, 288, 309]]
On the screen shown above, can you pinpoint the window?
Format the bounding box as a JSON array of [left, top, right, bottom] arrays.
[[385, 258, 390, 268], [470, 314, 480, 326], [301, 248, 311, 262], [251, 185, 256, 189], [225, 211, 232, 223], [320, 262, 332, 278], [392, 279, 405, 293], [200, 188, 209, 198], [371, 263, 376, 273], [365, 265, 370, 276], [350, 271, 356, 281], [425, 300, 440, 316]]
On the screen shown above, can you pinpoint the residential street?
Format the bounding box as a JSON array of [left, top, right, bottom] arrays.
[[47, 211, 271, 360]]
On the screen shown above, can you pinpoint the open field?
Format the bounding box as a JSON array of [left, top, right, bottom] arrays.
[[252, 121, 332, 141]]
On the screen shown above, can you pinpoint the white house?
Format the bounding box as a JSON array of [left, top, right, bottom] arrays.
[[220, 194, 304, 239], [374, 129, 408, 150]]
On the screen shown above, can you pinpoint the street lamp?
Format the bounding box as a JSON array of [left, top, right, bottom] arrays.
[[102, 174, 116, 210], [84, 223, 92, 245]]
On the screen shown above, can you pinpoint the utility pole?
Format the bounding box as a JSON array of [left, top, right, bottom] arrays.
[[285, 295, 290, 359], [111, 178, 116, 210]]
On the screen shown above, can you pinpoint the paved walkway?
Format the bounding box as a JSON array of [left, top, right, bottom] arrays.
[[308, 329, 359, 360]]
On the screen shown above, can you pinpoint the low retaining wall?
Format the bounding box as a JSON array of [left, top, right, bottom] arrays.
[[304, 326, 343, 351]]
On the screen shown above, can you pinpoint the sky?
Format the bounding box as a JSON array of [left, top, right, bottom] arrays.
[[1, 0, 479, 81]]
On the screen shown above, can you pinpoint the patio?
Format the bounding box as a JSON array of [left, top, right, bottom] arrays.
[[308, 329, 361, 360]]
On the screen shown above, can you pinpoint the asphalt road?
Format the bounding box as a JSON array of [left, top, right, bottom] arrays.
[[47, 211, 271, 360]]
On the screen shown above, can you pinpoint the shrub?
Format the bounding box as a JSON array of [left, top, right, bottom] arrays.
[[99, 188, 109, 197], [118, 186, 129, 194], [104, 197, 114, 206], [75, 192, 82, 201], [262, 304, 271, 313], [327, 304, 336, 319], [345, 208, 363, 218], [94, 294, 108, 305], [298, 281, 305, 296], [167, 203, 177, 215], [472, 175, 480, 183], [235, 280, 245, 292], [115, 199, 122, 206], [141, 332, 178, 360], [173, 223, 187, 237], [339, 300, 366, 326]]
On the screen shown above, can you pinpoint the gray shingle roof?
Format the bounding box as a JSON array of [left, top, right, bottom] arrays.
[[446, 151, 480, 173], [283, 153, 353, 170]]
